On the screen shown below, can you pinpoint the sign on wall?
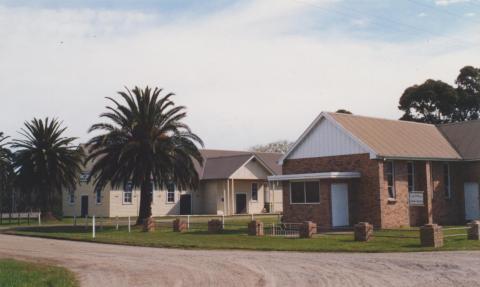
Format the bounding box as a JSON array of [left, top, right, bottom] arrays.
[[409, 191, 424, 206], [79, 172, 90, 183]]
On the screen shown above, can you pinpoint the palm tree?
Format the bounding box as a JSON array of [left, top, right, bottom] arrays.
[[0, 132, 14, 211], [86, 86, 203, 228], [12, 118, 84, 218]]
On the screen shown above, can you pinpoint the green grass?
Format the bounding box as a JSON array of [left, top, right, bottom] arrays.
[[5, 219, 480, 253], [0, 259, 78, 287]]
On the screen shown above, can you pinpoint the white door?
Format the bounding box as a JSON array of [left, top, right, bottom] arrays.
[[331, 183, 349, 227], [464, 182, 480, 220]]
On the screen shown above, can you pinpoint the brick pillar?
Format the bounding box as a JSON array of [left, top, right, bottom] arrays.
[[354, 222, 373, 242], [468, 220, 480, 240], [208, 219, 223, 233], [143, 217, 155, 232], [425, 161, 433, 224], [300, 221, 317, 238], [172, 219, 188, 232], [420, 224, 443, 248], [247, 220, 264, 236]]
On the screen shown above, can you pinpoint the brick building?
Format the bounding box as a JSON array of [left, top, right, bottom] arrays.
[[268, 112, 480, 229]]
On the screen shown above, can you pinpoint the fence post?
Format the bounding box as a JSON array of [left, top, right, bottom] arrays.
[[73, 215, 77, 227], [115, 216, 119, 231], [92, 216, 96, 239], [27, 213, 30, 225], [251, 214, 254, 221], [222, 215, 225, 229], [38, 212, 41, 226], [128, 216, 131, 233], [187, 215, 190, 230]]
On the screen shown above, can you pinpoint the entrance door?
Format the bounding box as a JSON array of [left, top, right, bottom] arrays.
[[180, 194, 192, 215], [464, 182, 480, 220], [81, 196, 89, 217], [235, 194, 247, 214], [331, 183, 349, 227]]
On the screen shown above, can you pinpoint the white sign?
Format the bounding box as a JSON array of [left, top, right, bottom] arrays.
[[79, 172, 90, 183], [409, 191, 424, 206]]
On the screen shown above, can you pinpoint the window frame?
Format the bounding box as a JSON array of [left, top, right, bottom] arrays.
[[123, 182, 133, 205], [407, 161, 415, 193], [166, 183, 175, 204], [95, 186, 102, 205], [385, 161, 396, 199], [289, 181, 320, 204], [251, 183, 258, 202], [443, 163, 451, 199], [68, 190, 75, 205]]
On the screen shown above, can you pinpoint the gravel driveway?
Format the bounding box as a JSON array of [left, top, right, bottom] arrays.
[[0, 234, 480, 287]]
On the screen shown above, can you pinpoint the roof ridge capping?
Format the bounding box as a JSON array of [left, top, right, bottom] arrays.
[[326, 111, 437, 127]]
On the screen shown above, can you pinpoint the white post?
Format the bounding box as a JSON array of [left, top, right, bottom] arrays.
[[92, 216, 96, 239], [251, 213, 254, 221], [128, 216, 131, 233], [222, 215, 225, 229], [187, 215, 190, 230], [73, 215, 76, 227], [115, 216, 119, 231], [38, 212, 41, 226]]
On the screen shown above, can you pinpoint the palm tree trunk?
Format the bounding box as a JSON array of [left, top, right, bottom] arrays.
[[136, 180, 153, 225]]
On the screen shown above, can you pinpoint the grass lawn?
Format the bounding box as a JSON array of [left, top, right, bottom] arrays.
[[0, 259, 78, 287], [5, 219, 480, 252]]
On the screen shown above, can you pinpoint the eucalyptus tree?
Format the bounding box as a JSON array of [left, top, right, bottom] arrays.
[[86, 86, 203, 228], [12, 118, 84, 218]]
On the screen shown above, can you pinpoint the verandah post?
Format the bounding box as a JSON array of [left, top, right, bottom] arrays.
[[92, 215, 96, 239]]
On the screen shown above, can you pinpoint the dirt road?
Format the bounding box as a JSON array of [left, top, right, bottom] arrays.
[[0, 234, 479, 287]]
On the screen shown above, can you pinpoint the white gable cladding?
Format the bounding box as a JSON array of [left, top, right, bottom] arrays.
[[231, 158, 271, 179], [289, 118, 368, 159]]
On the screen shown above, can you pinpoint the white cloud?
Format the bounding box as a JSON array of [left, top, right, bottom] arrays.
[[0, 0, 479, 150], [418, 12, 427, 17], [465, 12, 476, 17], [435, 0, 470, 6]]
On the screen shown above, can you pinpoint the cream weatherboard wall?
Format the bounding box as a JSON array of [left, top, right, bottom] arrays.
[[62, 154, 282, 217]]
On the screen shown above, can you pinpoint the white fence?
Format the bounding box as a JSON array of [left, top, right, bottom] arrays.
[[0, 212, 41, 225], [264, 223, 302, 238]]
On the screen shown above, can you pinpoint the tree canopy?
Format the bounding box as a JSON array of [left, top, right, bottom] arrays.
[[335, 109, 352, 114], [249, 140, 293, 154], [11, 118, 84, 217], [86, 86, 203, 227], [399, 66, 480, 124]]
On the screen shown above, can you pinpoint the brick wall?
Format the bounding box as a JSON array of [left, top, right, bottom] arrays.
[[282, 153, 382, 228], [378, 161, 410, 228]]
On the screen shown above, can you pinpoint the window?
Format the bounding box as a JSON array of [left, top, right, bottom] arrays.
[[290, 181, 320, 204], [68, 190, 75, 204], [385, 161, 395, 199], [123, 182, 133, 204], [166, 183, 175, 203], [251, 183, 258, 201], [444, 163, 451, 199], [95, 186, 102, 204], [407, 162, 415, 193]]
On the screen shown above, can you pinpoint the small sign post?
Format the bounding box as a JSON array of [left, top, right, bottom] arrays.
[[409, 191, 424, 206]]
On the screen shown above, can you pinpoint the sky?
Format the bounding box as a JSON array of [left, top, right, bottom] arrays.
[[0, 0, 479, 150]]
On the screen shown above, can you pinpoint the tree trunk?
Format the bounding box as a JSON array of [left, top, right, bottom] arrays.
[[136, 180, 153, 226]]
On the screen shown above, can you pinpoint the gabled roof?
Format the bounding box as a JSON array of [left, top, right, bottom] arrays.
[[198, 149, 282, 180], [282, 112, 463, 163], [437, 120, 480, 161], [328, 112, 461, 160]]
